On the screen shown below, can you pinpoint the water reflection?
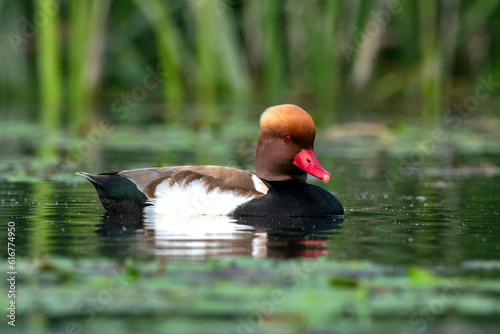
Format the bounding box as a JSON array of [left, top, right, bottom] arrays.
[[97, 214, 343, 260]]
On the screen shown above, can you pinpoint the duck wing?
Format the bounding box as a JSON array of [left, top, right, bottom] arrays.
[[118, 166, 269, 199]]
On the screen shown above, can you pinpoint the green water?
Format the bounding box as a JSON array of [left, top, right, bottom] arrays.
[[1, 140, 500, 333], [1, 149, 499, 263]]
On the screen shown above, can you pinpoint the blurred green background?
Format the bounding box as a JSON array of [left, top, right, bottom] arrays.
[[1, 3, 500, 333], [0, 0, 499, 169]]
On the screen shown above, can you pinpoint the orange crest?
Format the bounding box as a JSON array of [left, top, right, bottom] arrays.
[[260, 104, 316, 145]]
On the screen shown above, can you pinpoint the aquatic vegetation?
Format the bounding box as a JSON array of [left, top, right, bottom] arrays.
[[2, 257, 499, 334]]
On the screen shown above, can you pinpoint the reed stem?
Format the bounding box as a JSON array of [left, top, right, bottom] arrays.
[[37, 0, 62, 159]]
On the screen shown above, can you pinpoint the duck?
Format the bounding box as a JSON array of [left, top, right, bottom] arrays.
[[78, 104, 344, 217]]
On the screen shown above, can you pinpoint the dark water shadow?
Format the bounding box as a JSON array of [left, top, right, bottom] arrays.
[[237, 216, 344, 259], [95, 214, 343, 260], [95, 213, 144, 237]]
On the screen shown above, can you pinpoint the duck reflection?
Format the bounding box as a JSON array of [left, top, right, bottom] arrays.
[[96, 214, 343, 259]]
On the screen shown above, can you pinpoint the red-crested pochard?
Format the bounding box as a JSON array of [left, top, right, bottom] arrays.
[[78, 104, 344, 217]]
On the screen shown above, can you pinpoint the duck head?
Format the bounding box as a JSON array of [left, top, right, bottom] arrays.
[[255, 104, 331, 183]]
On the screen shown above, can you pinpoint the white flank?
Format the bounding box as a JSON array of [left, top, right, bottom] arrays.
[[149, 179, 253, 216], [138, 170, 269, 259]]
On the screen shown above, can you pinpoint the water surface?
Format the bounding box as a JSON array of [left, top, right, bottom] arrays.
[[2, 151, 499, 269]]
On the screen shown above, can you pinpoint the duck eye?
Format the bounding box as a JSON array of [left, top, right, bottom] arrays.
[[284, 135, 291, 142]]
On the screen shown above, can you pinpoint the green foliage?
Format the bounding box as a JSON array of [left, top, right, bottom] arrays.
[[68, 0, 111, 128], [134, 0, 185, 122], [2, 257, 499, 334], [0, 0, 499, 130], [36, 0, 62, 160]]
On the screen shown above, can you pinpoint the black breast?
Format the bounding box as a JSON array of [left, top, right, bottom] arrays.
[[231, 180, 344, 217]]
